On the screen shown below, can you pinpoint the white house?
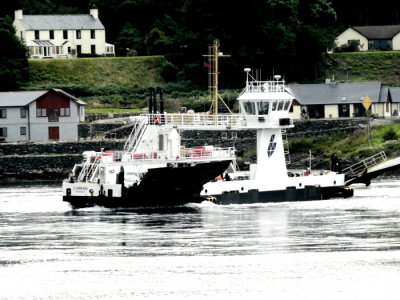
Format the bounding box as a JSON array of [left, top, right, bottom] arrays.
[[13, 6, 115, 58], [335, 25, 400, 51], [0, 89, 86, 142], [287, 81, 400, 120]]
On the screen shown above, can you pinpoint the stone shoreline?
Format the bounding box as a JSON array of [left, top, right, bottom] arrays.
[[0, 118, 368, 182]]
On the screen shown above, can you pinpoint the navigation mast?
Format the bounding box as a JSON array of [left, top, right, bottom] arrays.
[[203, 39, 232, 116]]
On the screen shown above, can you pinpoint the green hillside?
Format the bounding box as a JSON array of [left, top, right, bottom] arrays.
[[329, 52, 400, 86], [27, 56, 166, 89]]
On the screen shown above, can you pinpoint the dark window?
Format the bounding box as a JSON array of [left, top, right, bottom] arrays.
[[20, 108, 27, 118], [35, 30, 39, 39], [257, 102, 269, 115], [77, 45, 81, 54], [0, 128, 7, 137], [48, 108, 59, 122], [67, 47, 71, 54], [49, 30, 54, 39], [63, 30, 68, 39], [0, 109, 6, 118], [91, 45, 96, 54], [36, 108, 47, 117], [76, 30, 81, 39], [20, 127, 26, 135], [91, 30, 95, 39], [307, 105, 325, 119], [368, 39, 392, 51], [338, 104, 350, 118]]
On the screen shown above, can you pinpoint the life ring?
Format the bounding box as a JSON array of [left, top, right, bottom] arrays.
[[153, 114, 161, 124]]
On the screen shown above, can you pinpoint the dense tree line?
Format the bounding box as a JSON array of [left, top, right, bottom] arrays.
[[1, 0, 400, 89]]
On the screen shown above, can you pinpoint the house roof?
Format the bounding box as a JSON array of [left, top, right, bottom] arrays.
[[287, 82, 382, 105], [389, 87, 400, 103], [21, 15, 104, 30], [0, 91, 47, 107], [0, 89, 86, 107], [352, 25, 400, 39]]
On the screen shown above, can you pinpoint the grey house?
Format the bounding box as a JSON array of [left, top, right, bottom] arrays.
[[288, 81, 399, 120]]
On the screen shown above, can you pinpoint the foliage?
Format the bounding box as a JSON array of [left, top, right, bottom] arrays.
[[0, 16, 29, 91], [382, 127, 399, 142], [335, 40, 360, 53]]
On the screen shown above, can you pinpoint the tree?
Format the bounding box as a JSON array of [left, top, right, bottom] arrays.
[[0, 16, 29, 91], [115, 23, 143, 56]]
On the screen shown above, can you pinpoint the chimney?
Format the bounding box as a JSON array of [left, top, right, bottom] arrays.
[[15, 10, 23, 21], [90, 4, 98, 19]]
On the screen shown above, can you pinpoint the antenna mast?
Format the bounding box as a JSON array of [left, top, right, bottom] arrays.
[[203, 39, 232, 116]]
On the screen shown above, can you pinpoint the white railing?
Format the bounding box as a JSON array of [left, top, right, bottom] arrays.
[[145, 113, 245, 127], [124, 116, 148, 152], [240, 80, 286, 95], [342, 151, 387, 178]]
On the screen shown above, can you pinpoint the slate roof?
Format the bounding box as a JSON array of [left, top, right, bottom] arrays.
[[0, 91, 47, 107], [0, 89, 86, 107], [21, 15, 104, 30], [352, 25, 400, 39], [389, 87, 400, 103], [287, 82, 382, 105]]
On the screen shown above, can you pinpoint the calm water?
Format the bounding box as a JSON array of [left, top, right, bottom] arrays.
[[1, 179, 400, 299]]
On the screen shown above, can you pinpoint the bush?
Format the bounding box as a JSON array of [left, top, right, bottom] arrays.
[[335, 40, 360, 52], [382, 127, 398, 142]]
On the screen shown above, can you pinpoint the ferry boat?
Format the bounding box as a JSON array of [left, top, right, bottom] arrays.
[[62, 72, 354, 208]]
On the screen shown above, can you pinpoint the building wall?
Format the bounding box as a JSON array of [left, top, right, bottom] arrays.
[[0, 107, 30, 142], [324, 105, 338, 118], [335, 28, 369, 51], [392, 33, 400, 50]]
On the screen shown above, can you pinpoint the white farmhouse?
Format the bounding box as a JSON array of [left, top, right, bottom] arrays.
[[335, 25, 400, 51], [13, 6, 115, 58], [0, 89, 86, 142]]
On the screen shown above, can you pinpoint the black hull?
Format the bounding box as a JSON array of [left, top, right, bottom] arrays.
[[212, 185, 354, 205], [64, 160, 231, 208]]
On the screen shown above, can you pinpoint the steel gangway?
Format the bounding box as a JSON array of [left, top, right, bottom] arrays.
[[342, 151, 387, 179], [124, 116, 148, 153], [78, 158, 101, 183], [282, 129, 290, 165]]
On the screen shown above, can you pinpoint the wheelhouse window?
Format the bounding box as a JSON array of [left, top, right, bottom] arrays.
[[20, 127, 26, 136], [0, 128, 7, 137], [60, 107, 70, 116], [243, 102, 256, 115], [35, 30, 39, 39], [76, 30, 81, 39], [49, 30, 54, 39], [284, 100, 291, 111], [20, 108, 27, 118], [272, 101, 278, 111], [36, 108, 47, 117], [257, 102, 269, 115], [277, 100, 284, 111], [0, 109, 6, 118], [91, 30, 95, 39]]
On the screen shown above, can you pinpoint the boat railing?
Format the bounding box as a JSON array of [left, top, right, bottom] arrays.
[[144, 113, 245, 128], [342, 151, 387, 178], [239, 80, 286, 96]]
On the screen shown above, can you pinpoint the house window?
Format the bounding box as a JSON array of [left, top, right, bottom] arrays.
[[20, 127, 26, 136], [36, 108, 47, 117], [68, 47, 71, 54], [35, 30, 39, 39], [0, 109, 6, 118], [77, 45, 81, 55], [91, 30, 95, 39], [0, 128, 7, 137], [60, 107, 70, 116], [386, 102, 390, 113], [20, 108, 27, 118], [91, 45, 96, 54], [63, 30, 68, 39], [48, 108, 59, 122], [49, 30, 54, 39], [339, 104, 350, 117], [76, 30, 81, 39]]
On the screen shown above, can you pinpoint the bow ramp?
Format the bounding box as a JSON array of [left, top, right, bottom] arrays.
[[344, 151, 400, 186]]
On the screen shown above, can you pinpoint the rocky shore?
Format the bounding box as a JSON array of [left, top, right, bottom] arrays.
[[0, 118, 367, 182]]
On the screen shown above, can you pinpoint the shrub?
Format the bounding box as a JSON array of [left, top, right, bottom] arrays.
[[382, 127, 398, 142]]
